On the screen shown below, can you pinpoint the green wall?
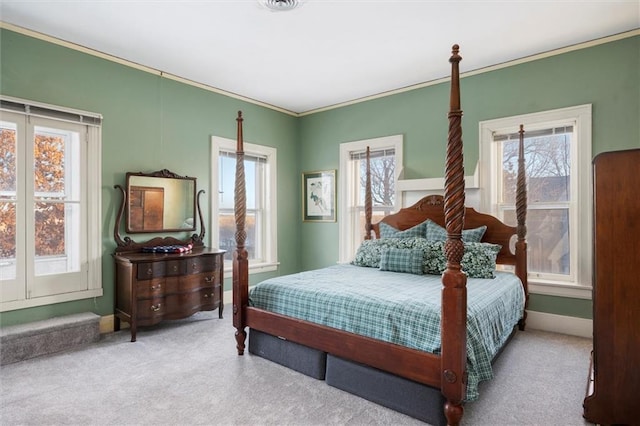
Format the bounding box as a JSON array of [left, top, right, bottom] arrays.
[[1, 27, 638, 326], [0, 28, 300, 326], [298, 35, 640, 319]]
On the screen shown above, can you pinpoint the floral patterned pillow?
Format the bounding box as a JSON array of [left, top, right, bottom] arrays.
[[352, 237, 442, 272], [352, 237, 500, 278], [425, 220, 487, 243], [352, 238, 422, 268], [422, 241, 501, 278], [461, 242, 501, 278]]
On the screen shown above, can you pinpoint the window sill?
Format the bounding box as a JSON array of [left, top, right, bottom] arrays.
[[1, 288, 104, 312], [223, 262, 279, 275], [528, 279, 592, 300]]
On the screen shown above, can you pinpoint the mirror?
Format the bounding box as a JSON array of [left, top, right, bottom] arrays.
[[125, 169, 196, 233]]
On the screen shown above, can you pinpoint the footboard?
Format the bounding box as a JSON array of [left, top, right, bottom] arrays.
[[245, 306, 442, 387]]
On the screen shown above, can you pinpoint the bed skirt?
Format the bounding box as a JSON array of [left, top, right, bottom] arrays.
[[325, 354, 446, 426], [248, 328, 327, 380]]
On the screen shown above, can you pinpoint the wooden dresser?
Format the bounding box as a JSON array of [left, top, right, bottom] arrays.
[[114, 247, 225, 342], [583, 148, 640, 424]]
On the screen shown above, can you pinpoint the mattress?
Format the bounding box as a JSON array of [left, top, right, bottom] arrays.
[[249, 264, 525, 400]]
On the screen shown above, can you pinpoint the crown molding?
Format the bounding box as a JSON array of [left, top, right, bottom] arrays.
[[2, 21, 638, 117]]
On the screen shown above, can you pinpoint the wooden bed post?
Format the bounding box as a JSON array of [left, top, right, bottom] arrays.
[[233, 110, 249, 355], [364, 146, 373, 240], [516, 124, 529, 330], [441, 44, 466, 426]]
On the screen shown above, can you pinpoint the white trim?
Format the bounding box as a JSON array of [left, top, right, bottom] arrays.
[[3, 22, 636, 116], [1, 94, 103, 122], [220, 292, 595, 338], [1, 288, 104, 312], [529, 280, 592, 300], [210, 136, 278, 275], [526, 310, 592, 338], [0, 22, 298, 117], [338, 135, 403, 263], [299, 29, 640, 116], [224, 289, 233, 305], [222, 262, 279, 276], [0, 99, 103, 312], [396, 163, 481, 208], [479, 104, 593, 291], [396, 163, 479, 192]]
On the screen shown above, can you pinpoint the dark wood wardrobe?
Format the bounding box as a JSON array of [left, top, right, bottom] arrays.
[[583, 148, 640, 425]]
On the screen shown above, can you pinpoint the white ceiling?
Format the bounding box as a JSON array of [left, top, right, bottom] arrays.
[[1, 1, 638, 115]]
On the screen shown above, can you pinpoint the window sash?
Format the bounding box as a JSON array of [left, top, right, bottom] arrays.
[[1, 99, 102, 310], [338, 135, 403, 263], [494, 127, 575, 282], [479, 104, 592, 292], [210, 136, 277, 274]]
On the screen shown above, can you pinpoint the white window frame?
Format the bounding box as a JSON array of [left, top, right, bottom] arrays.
[[1, 96, 103, 312], [338, 135, 403, 263], [210, 136, 278, 274], [479, 104, 592, 299]]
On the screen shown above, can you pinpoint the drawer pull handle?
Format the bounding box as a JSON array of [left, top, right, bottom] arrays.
[[146, 268, 153, 275], [151, 284, 161, 290], [150, 304, 161, 312], [172, 265, 178, 272], [192, 263, 198, 270], [204, 292, 215, 298], [205, 276, 214, 283]]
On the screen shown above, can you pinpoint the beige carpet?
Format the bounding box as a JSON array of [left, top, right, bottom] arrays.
[[0, 307, 594, 425]]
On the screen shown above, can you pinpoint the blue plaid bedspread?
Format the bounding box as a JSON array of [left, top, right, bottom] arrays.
[[249, 264, 525, 400]]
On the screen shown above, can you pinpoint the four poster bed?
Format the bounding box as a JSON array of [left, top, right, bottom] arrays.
[[231, 45, 529, 426]]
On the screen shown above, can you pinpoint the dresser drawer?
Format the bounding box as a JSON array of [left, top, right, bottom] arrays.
[[164, 287, 220, 315], [137, 262, 165, 280], [165, 260, 185, 276], [115, 249, 225, 341], [136, 278, 165, 298], [184, 256, 218, 275], [166, 273, 217, 293], [136, 297, 165, 321]]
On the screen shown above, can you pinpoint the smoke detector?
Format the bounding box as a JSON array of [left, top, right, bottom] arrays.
[[261, 0, 302, 12]]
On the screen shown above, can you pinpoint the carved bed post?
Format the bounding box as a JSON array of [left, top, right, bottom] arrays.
[[516, 124, 529, 330], [233, 110, 249, 355], [441, 44, 466, 426], [364, 146, 373, 240]]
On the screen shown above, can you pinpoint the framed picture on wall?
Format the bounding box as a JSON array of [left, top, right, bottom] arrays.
[[302, 170, 336, 222]]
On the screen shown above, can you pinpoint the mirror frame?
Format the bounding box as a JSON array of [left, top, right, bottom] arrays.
[[125, 170, 197, 233], [113, 169, 205, 253]]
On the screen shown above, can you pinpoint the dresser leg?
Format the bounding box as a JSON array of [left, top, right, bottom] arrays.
[[219, 302, 224, 318], [130, 323, 137, 342]]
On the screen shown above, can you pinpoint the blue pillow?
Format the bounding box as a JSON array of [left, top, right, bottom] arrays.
[[379, 248, 424, 275], [379, 219, 429, 239], [425, 220, 487, 243]]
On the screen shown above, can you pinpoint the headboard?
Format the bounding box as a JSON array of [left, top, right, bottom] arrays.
[[372, 194, 519, 267]]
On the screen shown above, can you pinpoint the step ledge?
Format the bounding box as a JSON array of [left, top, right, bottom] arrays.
[[1, 313, 100, 365], [1, 312, 100, 342]]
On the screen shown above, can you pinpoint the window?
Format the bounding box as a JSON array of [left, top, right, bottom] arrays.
[[0, 96, 102, 311], [480, 105, 592, 298], [210, 136, 277, 273], [339, 135, 403, 263]]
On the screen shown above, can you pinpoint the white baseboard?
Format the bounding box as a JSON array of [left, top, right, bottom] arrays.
[[223, 292, 593, 338], [526, 310, 592, 338], [224, 289, 233, 305], [99, 315, 114, 334]]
